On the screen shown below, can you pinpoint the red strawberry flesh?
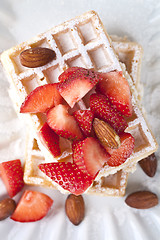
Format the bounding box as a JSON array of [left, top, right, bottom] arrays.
[[90, 93, 128, 134], [11, 190, 53, 222], [106, 132, 135, 167], [96, 71, 132, 116], [57, 67, 102, 108], [73, 110, 94, 137], [20, 83, 62, 113], [39, 122, 61, 157], [39, 162, 93, 195], [47, 104, 83, 141], [0, 159, 24, 198], [73, 137, 110, 178]]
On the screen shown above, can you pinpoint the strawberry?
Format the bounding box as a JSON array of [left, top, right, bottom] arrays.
[[57, 67, 102, 108], [11, 190, 53, 222], [73, 110, 94, 137], [39, 122, 61, 157], [47, 104, 83, 141], [90, 93, 128, 134], [72, 137, 110, 178], [39, 162, 93, 195], [106, 133, 135, 167], [96, 71, 132, 116], [0, 159, 24, 198], [20, 83, 62, 113]]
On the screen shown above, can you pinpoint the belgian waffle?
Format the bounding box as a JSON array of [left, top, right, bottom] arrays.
[[1, 11, 158, 194]]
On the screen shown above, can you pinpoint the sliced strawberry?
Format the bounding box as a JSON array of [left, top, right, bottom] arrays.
[[106, 133, 135, 167], [96, 71, 132, 116], [47, 104, 83, 141], [90, 93, 128, 134], [72, 137, 110, 178], [0, 160, 24, 198], [11, 190, 53, 222], [73, 110, 94, 137], [39, 162, 93, 195], [20, 83, 63, 113], [39, 122, 61, 157], [57, 67, 102, 108]]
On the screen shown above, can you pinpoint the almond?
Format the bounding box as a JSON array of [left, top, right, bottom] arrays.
[[125, 191, 158, 209], [0, 198, 16, 220], [93, 118, 121, 149], [139, 153, 157, 177], [65, 194, 85, 225], [20, 47, 56, 68]]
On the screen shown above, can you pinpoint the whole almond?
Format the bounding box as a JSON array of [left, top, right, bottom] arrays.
[[125, 191, 158, 209], [139, 153, 157, 177], [20, 47, 56, 68], [93, 118, 121, 149], [65, 194, 85, 225], [0, 198, 16, 220]]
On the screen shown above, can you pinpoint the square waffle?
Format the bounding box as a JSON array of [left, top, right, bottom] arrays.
[[1, 11, 158, 195], [23, 37, 141, 197]]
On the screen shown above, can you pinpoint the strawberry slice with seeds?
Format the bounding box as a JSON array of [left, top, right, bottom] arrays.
[[20, 83, 62, 113], [96, 71, 132, 116], [39, 162, 93, 195], [57, 67, 102, 108], [47, 104, 83, 141], [72, 137, 110, 178], [90, 93, 128, 134], [39, 122, 61, 157], [11, 190, 53, 222], [73, 110, 94, 137], [106, 132, 135, 167], [0, 159, 24, 198]]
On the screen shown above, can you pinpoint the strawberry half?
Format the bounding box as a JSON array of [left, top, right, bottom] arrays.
[[72, 137, 110, 178], [90, 93, 128, 134], [11, 190, 53, 222], [39, 162, 93, 195], [0, 159, 24, 198], [20, 83, 62, 113], [57, 67, 102, 108], [73, 110, 94, 137], [96, 71, 132, 116], [106, 133, 135, 167], [47, 104, 83, 141], [39, 122, 61, 157]]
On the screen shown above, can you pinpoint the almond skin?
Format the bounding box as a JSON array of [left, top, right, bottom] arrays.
[[93, 118, 121, 149], [125, 191, 158, 209], [139, 153, 157, 177], [65, 194, 85, 225], [0, 198, 16, 220], [20, 47, 56, 68]]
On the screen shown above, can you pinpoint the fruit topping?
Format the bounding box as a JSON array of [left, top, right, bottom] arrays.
[[93, 118, 121, 149], [90, 93, 128, 134], [47, 104, 83, 141], [39, 162, 93, 195], [73, 110, 94, 137], [65, 194, 85, 225], [20, 83, 62, 113], [57, 67, 102, 108], [105, 132, 135, 167], [0, 198, 16, 221], [11, 190, 53, 222], [20, 47, 56, 68], [0, 159, 24, 198], [96, 71, 132, 116], [72, 137, 110, 178], [39, 122, 61, 157]]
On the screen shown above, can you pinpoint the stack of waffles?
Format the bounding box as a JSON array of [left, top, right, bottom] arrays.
[[1, 11, 158, 196]]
